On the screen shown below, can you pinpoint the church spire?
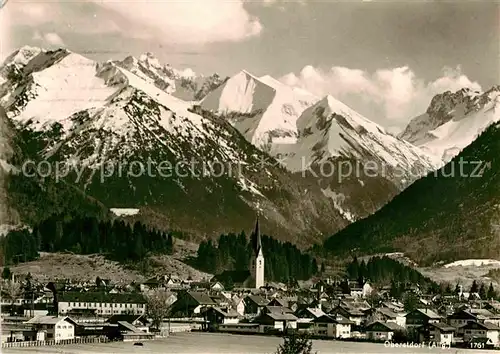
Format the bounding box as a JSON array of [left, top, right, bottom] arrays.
[[253, 202, 262, 256], [253, 216, 262, 256]]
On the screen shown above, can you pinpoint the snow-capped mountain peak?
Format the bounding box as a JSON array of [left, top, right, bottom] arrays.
[[113, 52, 223, 101], [201, 70, 318, 148], [138, 52, 163, 69], [400, 86, 500, 162], [2, 46, 43, 67], [273, 94, 440, 174]]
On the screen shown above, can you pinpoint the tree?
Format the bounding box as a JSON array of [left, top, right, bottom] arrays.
[[470, 280, 479, 293], [444, 283, 452, 295], [340, 279, 350, 294], [2, 280, 22, 315], [145, 290, 172, 330], [390, 280, 400, 299], [454, 283, 461, 296], [166, 233, 173, 255], [479, 283, 487, 300], [224, 276, 234, 291], [487, 283, 497, 300], [366, 289, 382, 307], [275, 332, 316, 354], [96, 276, 104, 288], [347, 256, 360, 279], [320, 263, 326, 274], [2, 267, 12, 280], [403, 292, 419, 312]]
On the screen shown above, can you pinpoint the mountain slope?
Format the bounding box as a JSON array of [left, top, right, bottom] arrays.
[[271, 95, 440, 221], [323, 122, 500, 265], [273, 95, 439, 174], [0, 101, 108, 232], [399, 87, 500, 162], [0, 47, 347, 243], [200, 70, 318, 149], [114, 52, 226, 102]]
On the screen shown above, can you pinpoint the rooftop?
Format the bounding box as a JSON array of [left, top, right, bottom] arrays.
[[25, 316, 73, 325], [59, 291, 147, 304]]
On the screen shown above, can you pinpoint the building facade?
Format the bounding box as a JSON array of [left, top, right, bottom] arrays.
[[57, 292, 146, 316]]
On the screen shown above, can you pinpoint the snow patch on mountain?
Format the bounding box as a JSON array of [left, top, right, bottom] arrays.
[[444, 259, 500, 268], [321, 187, 355, 221], [237, 176, 264, 197], [110, 208, 140, 216]]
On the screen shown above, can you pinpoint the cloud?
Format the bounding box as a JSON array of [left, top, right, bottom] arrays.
[[99, 0, 262, 43], [261, 0, 307, 7], [8, 0, 262, 44], [281, 65, 482, 128], [0, 1, 11, 61], [33, 32, 65, 46]]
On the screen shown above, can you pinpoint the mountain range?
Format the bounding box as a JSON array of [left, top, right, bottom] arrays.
[[0, 45, 499, 265], [0, 47, 346, 243]]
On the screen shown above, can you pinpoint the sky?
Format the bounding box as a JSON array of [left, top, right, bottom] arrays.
[[2, 0, 499, 131]]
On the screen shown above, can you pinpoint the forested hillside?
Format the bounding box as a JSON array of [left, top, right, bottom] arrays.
[[323, 123, 500, 265]]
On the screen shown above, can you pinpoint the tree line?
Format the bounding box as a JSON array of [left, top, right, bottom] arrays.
[[0, 214, 173, 265], [345, 256, 499, 302], [196, 231, 319, 281], [346, 256, 435, 288]]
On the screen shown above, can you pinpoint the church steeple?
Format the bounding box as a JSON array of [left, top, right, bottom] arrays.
[[250, 203, 265, 289], [252, 216, 262, 257]]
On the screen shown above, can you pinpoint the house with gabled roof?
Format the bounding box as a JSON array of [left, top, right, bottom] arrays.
[[253, 311, 298, 332], [448, 309, 483, 328], [417, 322, 455, 346], [231, 295, 245, 316], [191, 281, 224, 292], [311, 314, 353, 338], [462, 321, 500, 347], [295, 307, 326, 320], [24, 315, 76, 342], [330, 304, 367, 326], [202, 306, 240, 329], [366, 307, 406, 328], [170, 291, 217, 317], [106, 314, 150, 333], [405, 308, 441, 329], [365, 321, 404, 341], [244, 295, 269, 315]]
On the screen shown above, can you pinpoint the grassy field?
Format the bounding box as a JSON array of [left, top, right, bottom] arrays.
[[3, 332, 498, 354]]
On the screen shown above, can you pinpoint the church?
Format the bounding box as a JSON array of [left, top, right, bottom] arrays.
[[249, 216, 265, 289], [211, 215, 265, 289]]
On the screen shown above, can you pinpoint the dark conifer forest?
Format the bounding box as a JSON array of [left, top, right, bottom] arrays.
[[0, 214, 173, 265], [195, 232, 319, 281]]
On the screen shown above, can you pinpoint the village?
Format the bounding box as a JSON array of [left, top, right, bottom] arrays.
[[1, 220, 500, 350], [2, 270, 500, 350]]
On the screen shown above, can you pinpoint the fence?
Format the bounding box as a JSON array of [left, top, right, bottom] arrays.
[[2, 336, 110, 349]]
